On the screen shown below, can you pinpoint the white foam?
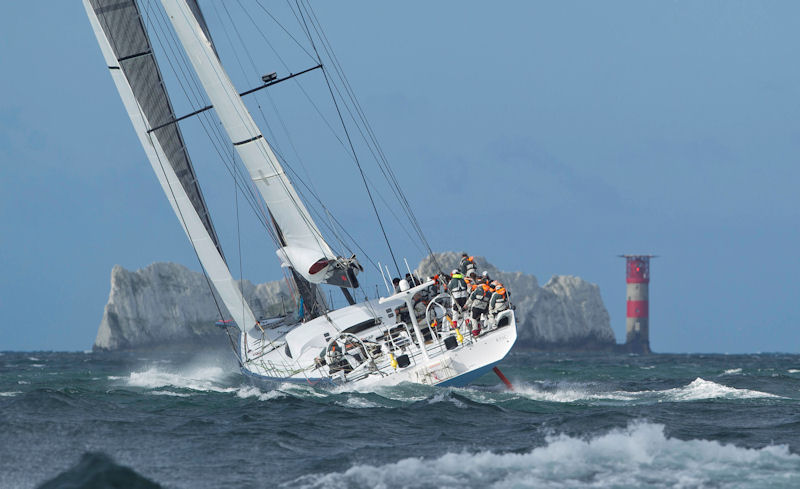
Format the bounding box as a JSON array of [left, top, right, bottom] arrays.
[[149, 390, 190, 398], [337, 397, 382, 409], [0, 391, 21, 397], [508, 382, 638, 403], [288, 422, 800, 489], [427, 391, 466, 409], [17, 380, 30, 385], [495, 377, 780, 405], [788, 369, 800, 374], [664, 378, 780, 401], [235, 385, 285, 401], [722, 368, 742, 375], [125, 366, 235, 393]]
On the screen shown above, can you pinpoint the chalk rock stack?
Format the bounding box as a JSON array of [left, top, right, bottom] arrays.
[[95, 254, 615, 351], [94, 263, 291, 351]]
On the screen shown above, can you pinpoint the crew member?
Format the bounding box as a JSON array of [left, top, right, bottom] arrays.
[[459, 253, 477, 277], [466, 270, 478, 291], [466, 282, 491, 336], [488, 283, 510, 326], [492, 280, 510, 301], [447, 269, 469, 310]]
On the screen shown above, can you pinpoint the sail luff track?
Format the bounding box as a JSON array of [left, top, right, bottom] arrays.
[[84, 0, 257, 330]]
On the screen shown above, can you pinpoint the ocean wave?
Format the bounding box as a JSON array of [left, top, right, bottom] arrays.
[[427, 390, 467, 409], [664, 378, 780, 401], [336, 396, 382, 409], [496, 377, 781, 405], [498, 381, 637, 404], [125, 366, 236, 393], [284, 422, 800, 489], [149, 390, 191, 398], [235, 385, 286, 401], [722, 368, 743, 375], [0, 391, 22, 397]]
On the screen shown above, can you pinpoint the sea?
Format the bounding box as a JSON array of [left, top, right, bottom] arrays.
[[1, 350, 799, 489]]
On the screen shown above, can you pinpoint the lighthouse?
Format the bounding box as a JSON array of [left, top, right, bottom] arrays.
[[620, 255, 655, 354]]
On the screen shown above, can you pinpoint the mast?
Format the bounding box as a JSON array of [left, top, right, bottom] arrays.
[[160, 0, 361, 288], [84, 0, 257, 330]]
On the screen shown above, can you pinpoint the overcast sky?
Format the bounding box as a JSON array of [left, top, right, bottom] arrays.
[[1, 1, 798, 352]]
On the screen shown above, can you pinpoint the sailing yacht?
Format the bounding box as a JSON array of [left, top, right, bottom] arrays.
[[83, 0, 516, 388]]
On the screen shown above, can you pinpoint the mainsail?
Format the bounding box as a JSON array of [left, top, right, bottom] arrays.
[[87, 0, 222, 259], [84, 0, 257, 330]]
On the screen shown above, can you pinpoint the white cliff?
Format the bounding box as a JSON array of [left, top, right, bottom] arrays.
[[417, 252, 615, 349], [96, 255, 615, 351], [94, 262, 292, 351]]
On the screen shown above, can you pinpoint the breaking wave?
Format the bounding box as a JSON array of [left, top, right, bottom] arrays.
[[285, 422, 800, 489], [502, 377, 781, 405], [125, 366, 236, 393], [664, 377, 780, 401]]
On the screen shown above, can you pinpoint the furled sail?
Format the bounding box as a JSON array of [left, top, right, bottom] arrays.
[[160, 0, 362, 287], [84, 0, 257, 330]]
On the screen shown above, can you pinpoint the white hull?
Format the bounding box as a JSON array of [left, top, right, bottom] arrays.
[[237, 281, 517, 389]]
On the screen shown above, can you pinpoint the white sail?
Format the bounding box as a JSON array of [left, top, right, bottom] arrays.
[[161, 0, 355, 286], [84, 0, 256, 330]]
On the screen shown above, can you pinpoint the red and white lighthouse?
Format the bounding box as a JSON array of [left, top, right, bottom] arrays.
[[620, 255, 655, 354]]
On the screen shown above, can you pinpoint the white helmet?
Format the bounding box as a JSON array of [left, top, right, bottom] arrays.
[[452, 269, 459, 275], [482, 271, 489, 277]]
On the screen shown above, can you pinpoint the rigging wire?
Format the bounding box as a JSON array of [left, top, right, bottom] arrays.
[[293, 0, 402, 278], [143, 0, 302, 314], [298, 0, 444, 273], [230, 4, 426, 258], [144, 1, 272, 239], [235, 1, 427, 266], [167, 0, 361, 321]]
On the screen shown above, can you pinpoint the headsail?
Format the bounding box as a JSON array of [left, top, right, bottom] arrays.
[[84, 0, 257, 330], [160, 0, 362, 288]]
